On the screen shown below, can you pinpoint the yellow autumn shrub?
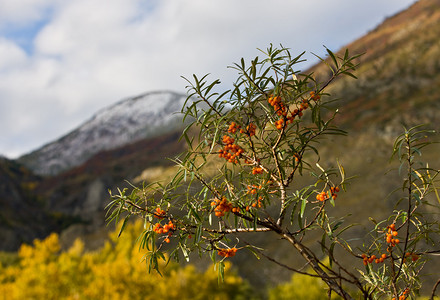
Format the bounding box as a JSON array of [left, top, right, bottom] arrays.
[[0, 220, 254, 300]]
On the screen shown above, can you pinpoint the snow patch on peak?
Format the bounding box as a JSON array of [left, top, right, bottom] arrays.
[[19, 91, 189, 175]]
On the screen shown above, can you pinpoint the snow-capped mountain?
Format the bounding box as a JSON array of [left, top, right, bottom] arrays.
[[19, 91, 189, 175]]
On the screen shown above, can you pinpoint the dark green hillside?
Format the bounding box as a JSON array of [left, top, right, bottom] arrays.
[[0, 158, 59, 250], [0, 129, 185, 251]]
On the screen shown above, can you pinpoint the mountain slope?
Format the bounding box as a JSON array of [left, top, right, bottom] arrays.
[[18, 91, 188, 176], [310, 0, 440, 134]]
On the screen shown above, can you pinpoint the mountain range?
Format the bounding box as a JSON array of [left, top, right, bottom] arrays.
[[1, 0, 440, 291]]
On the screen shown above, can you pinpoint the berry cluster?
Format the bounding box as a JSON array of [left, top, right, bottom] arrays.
[[221, 122, 257, 164], [219, 135, 244, 164], [217, 247, 238, 258], [268, 93, 320, 131], [153, 207, 166, 219], [309, 91, 321, 101], [245, 183, 266, 210], [392, 288, 410, 300], [241, 123, 256, 137], [246, 184, 262, 195], [385, 224, 400, 247], [405, 252, 419, 262], [268, 95, 294, 130], [252, 167, 263, 175], [316, 191, 328, 202], [228, 122, 241, 134], [211, 197, 234, 217], [268, 96, 287, 117], [362, 253, 387, 266], [329, 186, 340, 200], [316, 186, 340, 202], [153, 221, 176, 243], [153, 221, 176, 234], [249, 197, 263, 209]]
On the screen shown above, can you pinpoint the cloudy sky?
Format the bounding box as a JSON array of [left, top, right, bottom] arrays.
[[0, 0, 417, 159]]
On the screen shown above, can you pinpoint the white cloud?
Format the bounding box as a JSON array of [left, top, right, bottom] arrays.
[[0, 0, 58, 27], [0, 38, 28, 68], [0, 0, 417, 158]]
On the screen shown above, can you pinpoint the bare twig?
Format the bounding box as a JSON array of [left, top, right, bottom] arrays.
[[430, 278, 440, 300]]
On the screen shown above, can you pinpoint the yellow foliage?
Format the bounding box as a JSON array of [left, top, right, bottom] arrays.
[[0, 221, 253, 300]]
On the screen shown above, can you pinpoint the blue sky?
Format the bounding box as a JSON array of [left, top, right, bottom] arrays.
[[0, 0, 418, 158]]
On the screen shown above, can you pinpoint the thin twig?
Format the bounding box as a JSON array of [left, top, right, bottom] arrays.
[[430, 278, 440, 300]]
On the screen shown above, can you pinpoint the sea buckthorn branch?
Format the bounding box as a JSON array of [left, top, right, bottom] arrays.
[[281, 231, 354, 299], [290, 201, 327, 235], [284, 111, 345, 187], [390, 128, 438, 290], [107, 45, 440, 299], [230, 57, 269, 97], [314, 47, 362, 93], [242, 238, 337, 279], [353, 126, 440, 300], [225, 49, 359, 297], [320, 242, 369, 294], [175, 156, 279, 235], [182, 74, 225, 118]]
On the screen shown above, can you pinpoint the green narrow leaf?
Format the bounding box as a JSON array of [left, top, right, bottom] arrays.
[[337, 159, 345, 183], [195, 224, 202, 244], [117, 215, 130, 238], [329, 197, 335, 207], [246, 246, 261, 260], [217, 261, 225, 283], [342, 71, 358, 79], [326, 47, 339, 68], [331, 220, 344, 232], [180, 243, 190, 262], [329, 243, 335, 267], [189, 202, 202, 222], [300, 197, 307, 218]]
